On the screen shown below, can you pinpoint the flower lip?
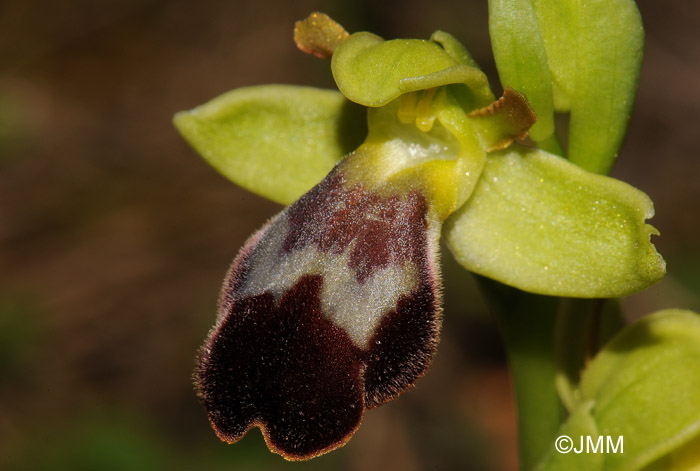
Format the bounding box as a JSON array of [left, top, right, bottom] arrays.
[[196, 165, 443, 460]]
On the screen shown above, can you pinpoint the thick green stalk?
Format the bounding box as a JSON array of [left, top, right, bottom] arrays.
[[554, 298, 625, 412], [477, 278, 564, 471]]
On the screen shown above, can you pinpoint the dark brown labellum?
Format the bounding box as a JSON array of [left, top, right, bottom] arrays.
[[196, 165, 443, 460]]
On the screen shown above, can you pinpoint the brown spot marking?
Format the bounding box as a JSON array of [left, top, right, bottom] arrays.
[[283, 168, 429, 283]]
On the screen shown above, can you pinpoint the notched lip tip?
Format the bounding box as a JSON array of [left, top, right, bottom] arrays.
[[242, 417, 363, 462], [206, 402, 365, 461]]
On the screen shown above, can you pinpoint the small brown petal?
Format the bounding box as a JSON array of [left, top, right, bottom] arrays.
[[468, 87, 538, 151], [294, 12, 349, 60]]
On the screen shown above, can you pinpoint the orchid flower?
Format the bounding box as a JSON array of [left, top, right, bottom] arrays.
[[174, 13, 665, 461]]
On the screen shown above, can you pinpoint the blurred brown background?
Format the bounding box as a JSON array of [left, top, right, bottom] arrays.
[[1, 0, 698, 469]]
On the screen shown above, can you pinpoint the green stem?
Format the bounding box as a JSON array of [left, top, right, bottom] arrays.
[[554, 299, 601, 412], [477, 278, 564, 471]]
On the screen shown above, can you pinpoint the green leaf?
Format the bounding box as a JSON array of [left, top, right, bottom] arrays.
[[174, 85, 366, 206], [444, 146, 665, 298], [488, 0, 644, 173], [536, 310, 700, 471], [331, 32, 493, 108], [581, 310, 700, 471]]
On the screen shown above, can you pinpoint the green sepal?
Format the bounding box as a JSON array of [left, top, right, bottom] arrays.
[[444, 146, 665, 298], [173, 84, 366, 206], [331, 32, 493, 108], [488, 0, 644, 173]]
